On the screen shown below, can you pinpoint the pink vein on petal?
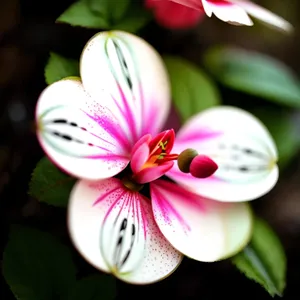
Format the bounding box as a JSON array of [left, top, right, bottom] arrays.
[[86, 153, 129, 160], [114, 191, 131, 225], [152, 179, 206, 215], [137, 194, 149, 239], [84, 110, 131, 153], [93, 185, 124, 206], [169, 168, 225, 183], [151, 183, 191, 233], [178, 129, 222, 143], [116, 85, 139, 143], [102, 189, 128, 224], [154, 179, 205, 208], [131, 193, 139, 240], [78, 109, 119, 147], [141, 101, 159, 136]]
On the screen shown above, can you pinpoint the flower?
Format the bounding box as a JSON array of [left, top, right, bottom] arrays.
[[145, 0, 205, 29], [146, 0, 292, 32], [36, 31, 278, 284]]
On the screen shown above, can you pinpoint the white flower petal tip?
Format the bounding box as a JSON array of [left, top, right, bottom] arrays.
[[151, 180, 253, 262], [227, 0, 293, 33], [68, 178, 183, 284], [202, 0, 253, 26], [80, 30, 171, 140], [168, 106, 279, 202], [35, 78, 130, 180]]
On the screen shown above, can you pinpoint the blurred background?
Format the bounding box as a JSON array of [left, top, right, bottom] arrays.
[[1, 0, 300, 299]]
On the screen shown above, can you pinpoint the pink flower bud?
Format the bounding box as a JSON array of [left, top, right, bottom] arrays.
[[190, 155, 218, 178]]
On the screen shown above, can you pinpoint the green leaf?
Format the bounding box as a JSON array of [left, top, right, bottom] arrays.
[[163, 55, 221, 122], [3, 225, 77, 300], [57, 1, 110, 29], [86, 0, 131, 24], [45, 52, 79, 85], [67, 275, 116, 300], [29, 157, 76, 207], [203, 46, 300, 107], [251, 108, 300, 169], [57, 0, 150, 33], [111, 5, 152, 33], [232, 217, 286, 297]]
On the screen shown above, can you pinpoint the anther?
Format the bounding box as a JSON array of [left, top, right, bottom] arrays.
[[177, 149, 198, 173]]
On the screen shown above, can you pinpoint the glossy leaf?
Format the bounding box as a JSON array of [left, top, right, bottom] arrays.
[[86, 0, 131, 23], [232, 217, 286, 297], [163, 55, 221, 122], [203, 46, 300, 107], [57, 0, 150, 33], [111, 5, 152, 32], [29, 157, 76, 207], [45, 52, 79, 85], [3, 226, 77, 300], [57, 1, 109, 28], [67, 275, 116, 300]]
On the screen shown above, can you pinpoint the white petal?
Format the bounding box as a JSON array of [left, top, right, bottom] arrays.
[[36, 78, 130, 180], [168, 106, 279, 201], [202, 0, 253, 25], [201, 0, 213, 17], [151, 180, 252, 262], [80, 31, 170, 143], [227, 0, 293, 32], [68, 178, 182, 284]]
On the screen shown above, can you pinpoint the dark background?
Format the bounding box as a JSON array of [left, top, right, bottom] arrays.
[[1, 0, 300, 299]]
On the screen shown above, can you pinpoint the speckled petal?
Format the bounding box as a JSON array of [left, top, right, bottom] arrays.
[[80, 31, 170, 143], [151, 179, 252, 262], [36, 78, 130, 180], [68, 178, 182, 284]]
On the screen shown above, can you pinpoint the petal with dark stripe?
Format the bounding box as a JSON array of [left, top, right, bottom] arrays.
[[80, 31, 171, 142], [167, 106, 278, 202], [68, 178, 182, 284], [151, 179, 252, 262], [36, 79, 130, 180]]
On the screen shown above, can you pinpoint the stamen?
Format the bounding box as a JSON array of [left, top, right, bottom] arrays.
[[177, 149, 198, 173]]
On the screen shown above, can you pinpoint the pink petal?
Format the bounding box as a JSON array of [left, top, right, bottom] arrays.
[[146, 0, 203, 10], [172, 0, 204, 10], [36, 79, 130, 180], [80, 31, 171, 143], [147, 0, 204, 29], [134, 161, 174, 184], [131, 134, 152, 156], [130, 141, 150, 174], [151, 180, 252, 262], [167, 106, 278, 202], [68, 178, 182, 284]]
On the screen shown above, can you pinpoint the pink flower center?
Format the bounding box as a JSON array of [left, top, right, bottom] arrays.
[[126, 129, 218, 187]]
